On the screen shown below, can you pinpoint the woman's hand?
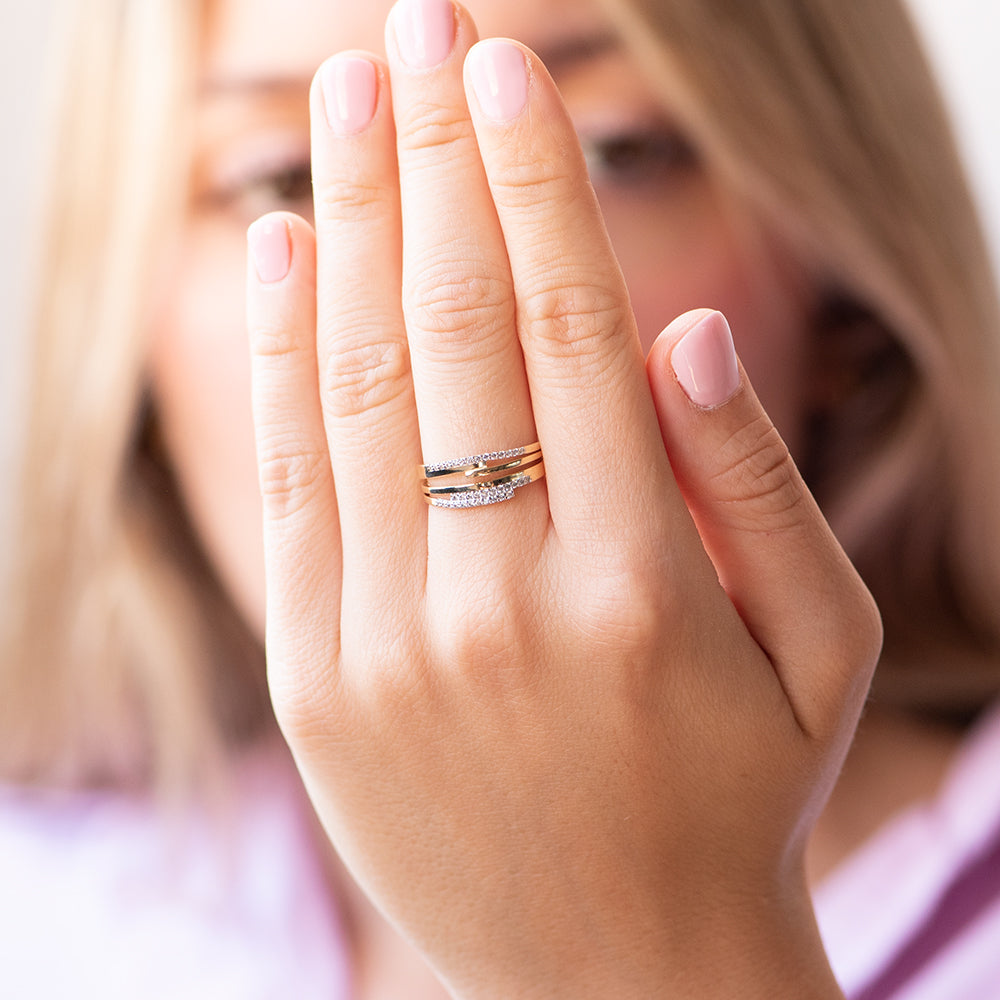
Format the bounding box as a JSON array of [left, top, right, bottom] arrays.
[[246, 2, 881, 996]]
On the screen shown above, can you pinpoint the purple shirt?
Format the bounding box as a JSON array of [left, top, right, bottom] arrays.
[[2, 706, 999, 997], [0, 750, 353, 998], [815, 703, 1000, 998]]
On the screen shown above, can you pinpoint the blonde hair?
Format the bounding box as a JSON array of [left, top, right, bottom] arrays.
[[0, 0, 269, 793], [3, 0, 1000, 792], [598, 0, 1000, 711]]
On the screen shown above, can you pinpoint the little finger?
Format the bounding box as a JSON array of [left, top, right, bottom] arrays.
[[247, 213, 342, 700]]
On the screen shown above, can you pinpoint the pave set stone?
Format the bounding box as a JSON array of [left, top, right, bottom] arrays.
[[420, 444, 543, 508], [428, 475, 530, 508], [422, 446, 528, 476]]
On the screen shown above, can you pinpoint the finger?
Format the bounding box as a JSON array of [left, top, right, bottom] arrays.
[[310, 52, 426, 613], [246, 213, 341, 693], [464, 39, 680, 552], [385, 0, 542, 537], [647, 309, 883, 740]]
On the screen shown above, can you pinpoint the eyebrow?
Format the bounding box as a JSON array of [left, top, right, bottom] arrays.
[[201, 75, 312, 100], [201, 30, 620, 99]]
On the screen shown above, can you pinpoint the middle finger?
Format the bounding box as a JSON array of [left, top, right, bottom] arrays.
[[386, 0, 543, 537]]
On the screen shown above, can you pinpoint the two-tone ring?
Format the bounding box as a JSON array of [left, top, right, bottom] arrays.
[[419, 442, 545, 508]]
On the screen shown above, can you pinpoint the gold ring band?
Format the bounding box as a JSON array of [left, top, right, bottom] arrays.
[[420, 442, 542, 479], [419, 441, 545, 508]]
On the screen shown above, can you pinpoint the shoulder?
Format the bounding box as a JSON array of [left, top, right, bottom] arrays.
[[815, 702, 1000, 999], [0, 754, 352, 999]]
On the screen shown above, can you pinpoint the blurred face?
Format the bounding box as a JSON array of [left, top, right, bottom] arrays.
[[148, 0, 814, 635]]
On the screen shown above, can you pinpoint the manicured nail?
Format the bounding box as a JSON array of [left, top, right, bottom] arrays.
[[393, 0, 455, 69], [467, 40, 528, 122], [321, 56, 378, 135], [671, 311, 741, 407], [248, 217, 291, 284]]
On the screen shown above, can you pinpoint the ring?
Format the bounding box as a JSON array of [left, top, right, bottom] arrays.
[[419, 442, 545, 508]]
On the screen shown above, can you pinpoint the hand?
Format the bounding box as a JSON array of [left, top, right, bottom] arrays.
[[246, 2, 881, 996]]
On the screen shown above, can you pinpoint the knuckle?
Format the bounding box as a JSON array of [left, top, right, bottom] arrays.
[[314, 177, 387, 226], [321, 336, 411, 421], [490, 151, 587, 212], [860, 590, 885, 663], [807, 610, 882, 746], [840, 582, 884, 676], [398, 99, 473, 157], [575, 561, 671, 662], [794, 566, 883, 745], [404, 267, 512, 345], [519, 280, 627, 360], [711, 417, 805, 531], [431, 583, 526, 678], [268, 655, 348, 750], [250, 321, 306, 361], [256, 443, 329, 521], [342, 621, 428, 711]]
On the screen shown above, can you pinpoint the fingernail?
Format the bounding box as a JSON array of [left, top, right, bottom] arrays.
[[248, 217, 291, 284], [671, 311, 740, 407], [321, 56, 378, 135], [393, 0, 455, 70], [467, 40, 528, 123]]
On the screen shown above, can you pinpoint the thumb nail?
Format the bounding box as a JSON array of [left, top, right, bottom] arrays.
[[671, 311, 741, 408]]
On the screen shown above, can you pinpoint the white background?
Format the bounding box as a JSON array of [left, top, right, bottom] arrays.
[[907, 0, 1000, 269], [1, 1, 998, 520]]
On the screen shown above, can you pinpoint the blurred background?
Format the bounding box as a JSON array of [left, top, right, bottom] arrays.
[[1, 0, 999, 533]]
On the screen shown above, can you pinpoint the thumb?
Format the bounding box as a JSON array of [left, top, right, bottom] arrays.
[[647, 309, 881, 741]]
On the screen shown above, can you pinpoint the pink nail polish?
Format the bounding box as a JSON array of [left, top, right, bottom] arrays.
[[671, 311, 741, 407], [321, 56, 378, 135], [393, 0, 455, 69], [467, 40, 528, 123], [248, 217, 291, 284]]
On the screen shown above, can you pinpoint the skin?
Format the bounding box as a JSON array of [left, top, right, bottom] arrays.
[[150, 0, 812, 636], [147, 0, 940, 996]]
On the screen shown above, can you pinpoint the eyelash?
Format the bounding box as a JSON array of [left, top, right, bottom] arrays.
[[205, 158, 314, 222], [581, 126, 699, 188]]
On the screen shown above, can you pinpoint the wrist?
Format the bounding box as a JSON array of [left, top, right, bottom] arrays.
[[447, 879, 843, 1000]]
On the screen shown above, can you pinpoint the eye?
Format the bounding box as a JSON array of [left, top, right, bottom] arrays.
[[199, 153, 314, 223], [215, 160, 313, 221], [581, 126, 699, 189], [254, 161, 313, 209]]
